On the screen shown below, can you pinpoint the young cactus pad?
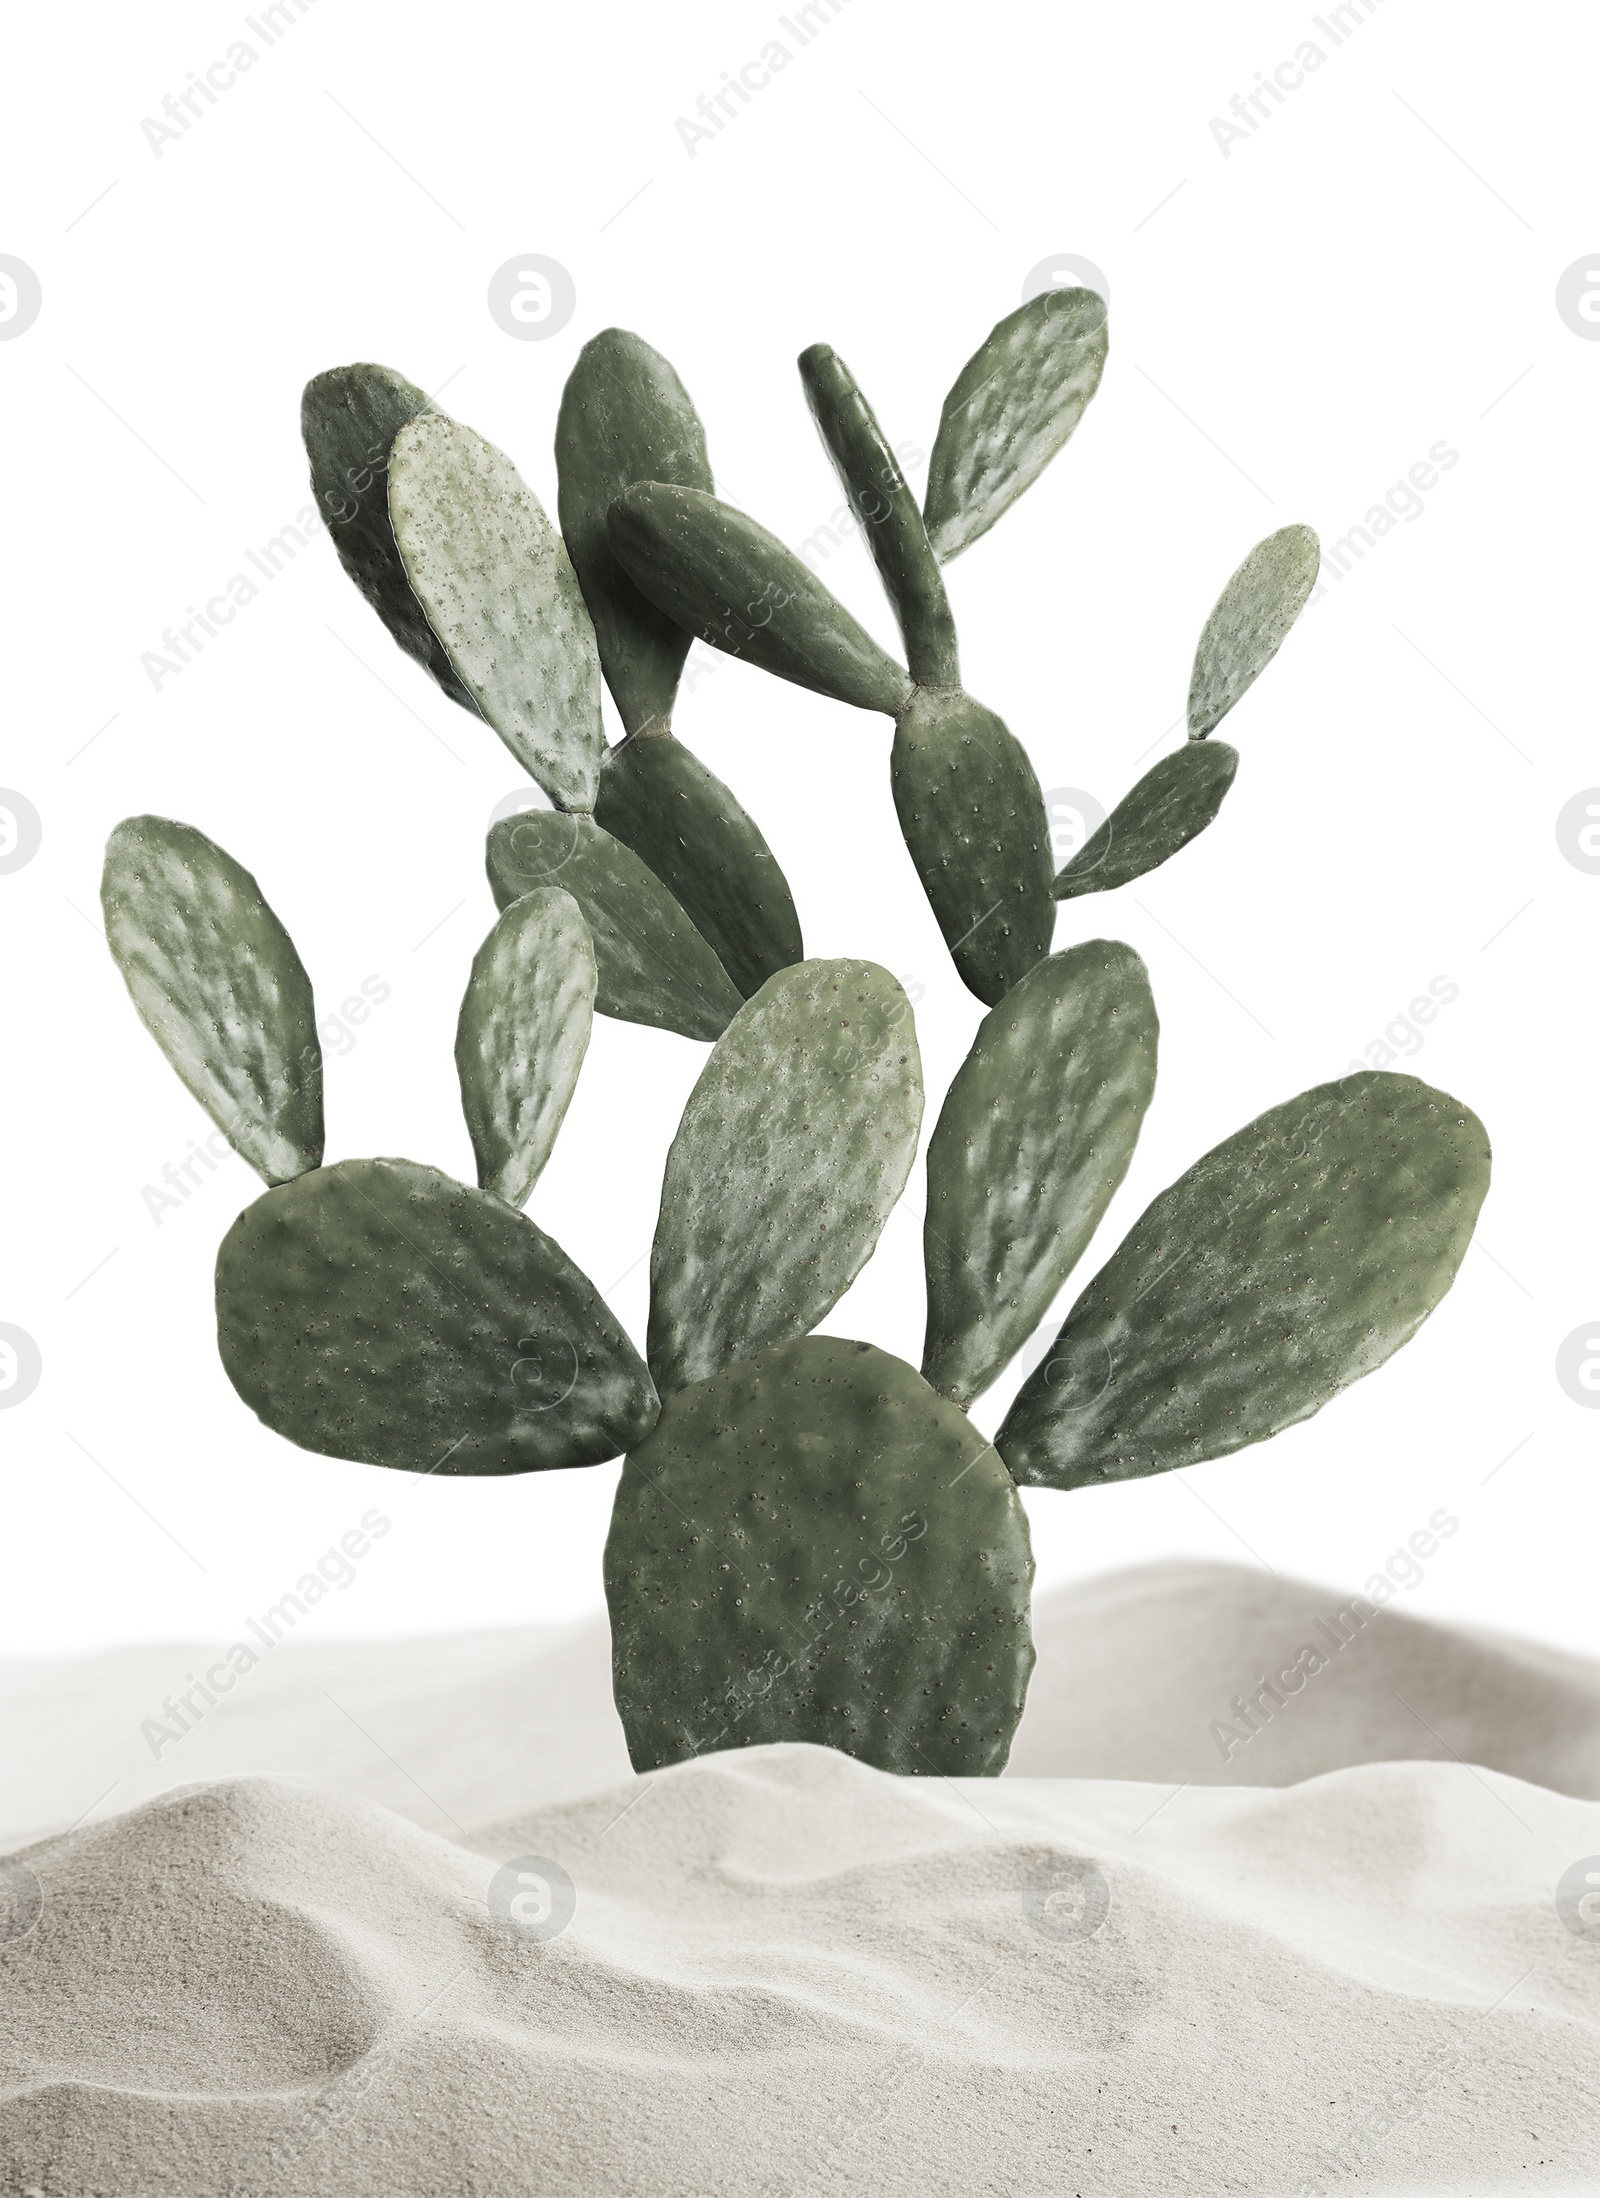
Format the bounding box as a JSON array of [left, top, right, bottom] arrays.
[[922, 286, 1109, 562], [454, 887, 596, 1209], [1188, 524, 1321, 738], [647, 960, 923, 1393], [606, 482, 914, 713], [102, 816, 323, 1185], [605, 1336, 1034, 1775], [1054, 742, 1240, 900], [996, 1072, 1491, 1488], [388, 416, 604, 810], [592, 736, 802, 1000], [888, 689, 1055, 1005], [922, 942, 1158, 1407], [486, 811, 742, 1041], [301, 363, 474, 712], [555, 327, 714, 738]]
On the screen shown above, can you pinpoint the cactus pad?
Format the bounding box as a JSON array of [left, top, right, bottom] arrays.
[[455, 888, 596, 1209], [487, 811, 741, 1041], [1054, 742, 1240, 899], [594, 734, 802, 998], [300, 363, 474, 712], [605, 1335, 1034, 1774], [1188, 525, 1321, 737], [102, 816, 323, 1185], [922, 942, 1158, 1406], [607, 482, 914, 714], [923, 288, 1109, 563], [798, 343, 959, 689], [216, 1156, 657, 1474], [647, 960, 923, 1392], [555, 328, 714, 736], [889, 688, 1055, 1005], [389, 416, 604, 809], [996, 1072, 1491, 1488]]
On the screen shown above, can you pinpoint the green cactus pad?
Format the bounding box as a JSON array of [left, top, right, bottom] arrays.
[[300, 363, 475, 713], [1187, 525, 1321, 737], [389, 416, 604, 810], [555, 329, 714, 736], [798, 343, 960, 689], [486, 811, 741, 1042], [647, 961, 923, 1392], [1054, 742, 1240, 900], [605, 1335, 1034, 1774], [594, 734, 802, 998], [995, 1072, 1491, 1490], [102, 816, 322, 1185], [923, 288, 1109, 564], [455, 888, 596, 1208], [607, 482, 913, 714], [889, 688, 1055, 1005], [922, 942, 1158, 1407], [216, 1157, 657, 1474]]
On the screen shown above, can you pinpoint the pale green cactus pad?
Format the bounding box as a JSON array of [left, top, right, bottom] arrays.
[[455, 888, 596, 1209], [922, 942, 1158, 1407], [647, 961, 923, 1393], [996, 1072, 1491, 1489], [1188, 525, 1321, 737], [102, 815, 323, 1186], [605, 1335, 1034, 1774], [607, 482, 914, 714], [487, 810, 741, 1041], [923, 287, 1109, 562], [798, 343, 960, 689], [216, 1156, 658, 1474], [594, 734, 803, 998], [556, 328, 714, 736], [389, 416, 604, 809], [889, 688, 1055, 1005], [1054, 742, 1240, 900], [300, 362, 475, 713]]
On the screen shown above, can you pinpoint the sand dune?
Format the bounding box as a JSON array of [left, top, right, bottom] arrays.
[[4, 1562, 1597, 1857], [4, 1564, 1598, 2195], [1012, 1559, 1600, 1794], [2, 1750, 1596, 2195]]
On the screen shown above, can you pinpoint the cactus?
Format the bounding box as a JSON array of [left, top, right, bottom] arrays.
[[100, 291, 1491, 1786]]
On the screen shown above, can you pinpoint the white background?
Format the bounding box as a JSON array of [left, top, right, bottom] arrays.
[[1, 0, 1592, 1659]]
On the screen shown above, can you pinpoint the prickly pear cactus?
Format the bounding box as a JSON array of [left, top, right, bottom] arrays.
[[101, 289, 1490, 1788]]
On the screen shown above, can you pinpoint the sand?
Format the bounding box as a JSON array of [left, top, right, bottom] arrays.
[[3, 1563, 1598, 2195]]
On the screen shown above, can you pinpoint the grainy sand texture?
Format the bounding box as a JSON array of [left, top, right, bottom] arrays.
[[3, 1563, 1597, 2196]]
